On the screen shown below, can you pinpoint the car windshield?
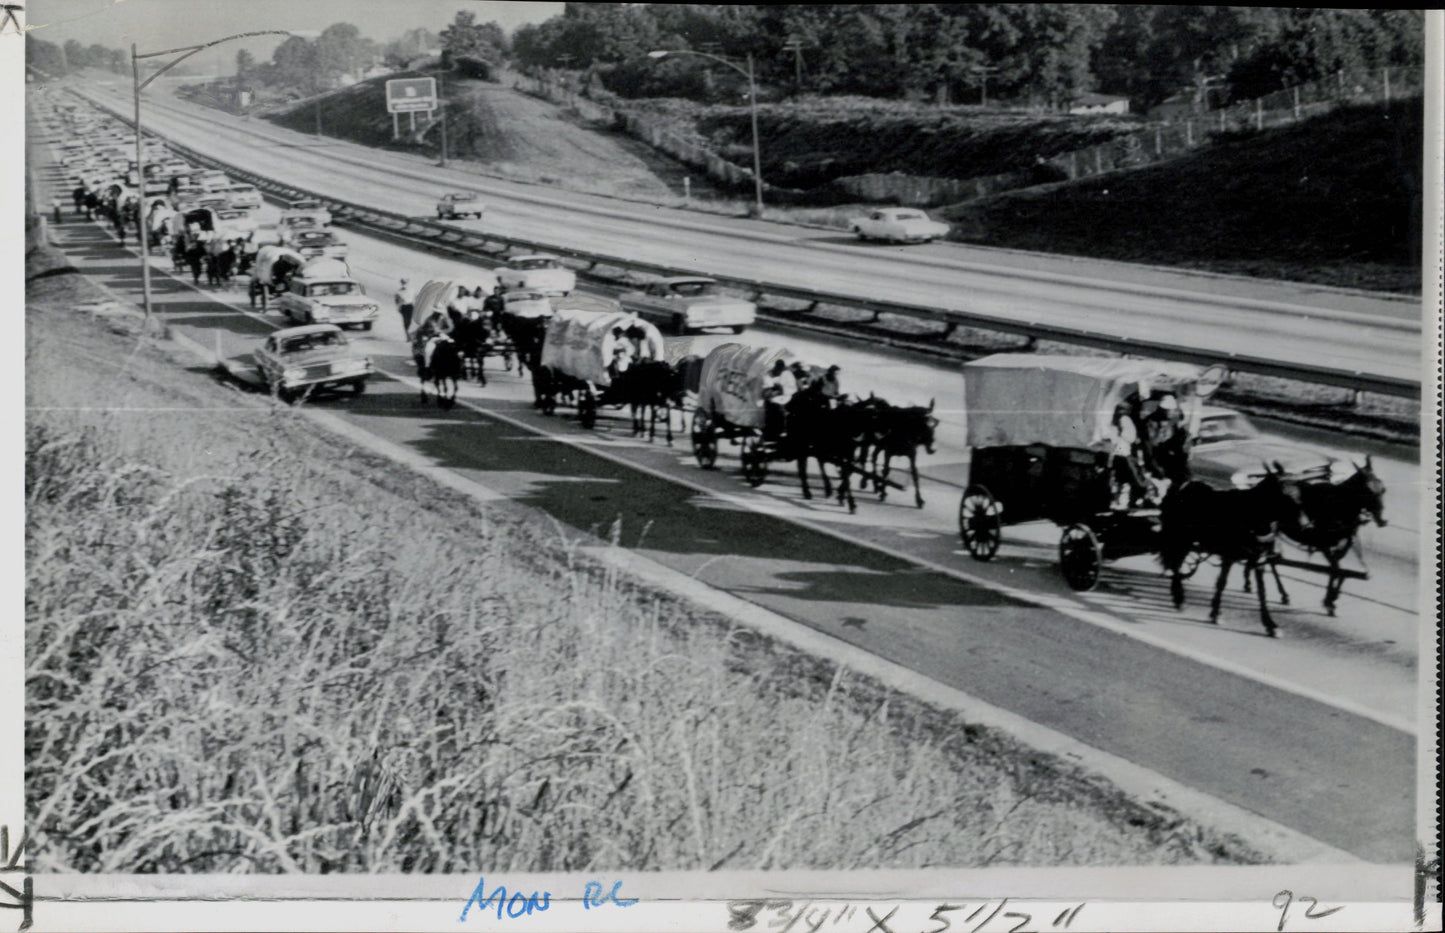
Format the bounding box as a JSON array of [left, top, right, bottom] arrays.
[[310, 282, 358, 296], [516, 258, 555, 270], [452, 194, 478, 202], [282, 332, 344, 352], [669, 280, 720, 297], [892, 210, 928, 221], [507, 292, 547, 305], [1196, 412, 1261, 443]]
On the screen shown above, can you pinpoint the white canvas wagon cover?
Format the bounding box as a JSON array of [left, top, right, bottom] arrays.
[[696, 343, 796, 431], [963, 354, 1209, 449], [252, 245, 305, 284], [413, 279, 479, 321], [540, 308, 665, 388]]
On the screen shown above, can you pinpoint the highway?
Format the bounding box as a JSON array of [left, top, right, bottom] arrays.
[[32, 89, 1425, 863], [75, 81, 1425, 392]]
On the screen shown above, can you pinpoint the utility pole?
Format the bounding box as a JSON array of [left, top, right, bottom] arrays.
[[438, 68, 448, 167], [783, 37, 804, 96]]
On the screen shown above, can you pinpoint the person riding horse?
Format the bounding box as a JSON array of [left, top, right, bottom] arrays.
[[415, 308, 455, 372]]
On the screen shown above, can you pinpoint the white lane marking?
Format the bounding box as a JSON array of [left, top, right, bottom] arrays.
[[89, 219, 1417, 736]]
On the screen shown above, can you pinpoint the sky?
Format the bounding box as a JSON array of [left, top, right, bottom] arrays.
[[26, 1, 565, 73]]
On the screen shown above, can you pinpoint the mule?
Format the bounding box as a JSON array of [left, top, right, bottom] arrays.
[[1249, 456, 1388, 617], [788, 392, 870, 513], [1159, 463, 1302, 637], [415, 335, 463, 409], [601, 360, 681, 443], [871, 399, 938, 507]]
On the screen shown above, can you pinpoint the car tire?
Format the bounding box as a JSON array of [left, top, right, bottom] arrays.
[[351, 380, 366, 396], [673, 314, 688, 336], [730, 325, 746, 334], [361, 322, 373, 331]]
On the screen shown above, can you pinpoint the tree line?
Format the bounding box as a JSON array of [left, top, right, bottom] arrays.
[[27, 6, 1424, 112], [513, 4, 1424, 109]]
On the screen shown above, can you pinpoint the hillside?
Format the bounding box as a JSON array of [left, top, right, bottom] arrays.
[[939, 100, 1424, 294], [264, 70, 716, 201]]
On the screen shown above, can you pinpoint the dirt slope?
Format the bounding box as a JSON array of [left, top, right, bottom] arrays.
[[266, 71, 715, 200]]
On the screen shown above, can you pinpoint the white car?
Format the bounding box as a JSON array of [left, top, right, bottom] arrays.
[[619, 276, 757, 335], [850, 207, 951, 244], [253, 324, 372, 401], [224, 184, 263, 211], [495, 255, 575, 296], [283, 198, 333, 226], [275, 273, 380, 330], [437, 192, 485, 220]]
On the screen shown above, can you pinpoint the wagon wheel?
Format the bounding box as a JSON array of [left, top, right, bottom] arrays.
[[1059, 523, 1103, 592], [691, 409, 718, 469], [578, 390, 598, 429], [740, 435, 769, 487], [958, 485, 1001, 561]]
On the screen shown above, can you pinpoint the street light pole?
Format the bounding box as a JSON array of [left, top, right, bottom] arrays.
[[438, 67, 448, 168], [648, 49, 765, 217], [131, 30, 293, 320]]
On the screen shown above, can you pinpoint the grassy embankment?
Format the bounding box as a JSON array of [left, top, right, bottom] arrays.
[[941, 99, 1425, 294], [24, 226, 1267, 872]]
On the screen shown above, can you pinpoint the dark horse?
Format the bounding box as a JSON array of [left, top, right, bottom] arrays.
[[870, 399, 938, 508], [600, 359, 684, 443], [1159, 464, 1302, 637], [788, 391, 870, 513], [414, 335, 463, 409], [1249, 456, 1388, 617]]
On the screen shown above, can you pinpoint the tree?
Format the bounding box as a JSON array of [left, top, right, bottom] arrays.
[[382, 28, 440, 69], [440, 10, 507, 67], [26, 36, 67, 78], [270, 35, 320, 91], [236, 48, 256, 80], [314, 23, 375, 85]]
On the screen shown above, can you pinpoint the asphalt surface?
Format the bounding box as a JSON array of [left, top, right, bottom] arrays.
[[32, 211, 1420, 863]]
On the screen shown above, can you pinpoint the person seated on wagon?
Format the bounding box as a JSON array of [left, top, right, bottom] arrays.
[[820, 365, 843, 405], [762, 358, 797, 440], [1101, 402, 1148, 509], [608, 343, 633, 381], [482, 284, 507, 328], [1141, 392, 1189, 487]]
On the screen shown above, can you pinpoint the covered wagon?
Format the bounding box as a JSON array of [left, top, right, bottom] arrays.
[[534, 308, 665, 427], [958, 353, 1222, 589]]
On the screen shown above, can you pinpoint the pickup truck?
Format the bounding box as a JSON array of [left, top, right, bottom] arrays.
[[436, 192, 485, 220]]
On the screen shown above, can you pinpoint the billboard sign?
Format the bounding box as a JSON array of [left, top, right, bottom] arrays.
[[386, 77, 437, 113]]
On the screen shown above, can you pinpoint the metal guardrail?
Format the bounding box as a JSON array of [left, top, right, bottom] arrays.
[[97, 93, 1419, 400]]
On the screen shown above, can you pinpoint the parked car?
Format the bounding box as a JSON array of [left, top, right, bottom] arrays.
[[285, 228, 348, 261], [495, 255, 575, 296], [253, 324, 372, 401], [850, 207, 951, 243], [283, 198, 332, 226], [436, 191, 485, 220], [224, 184, 263, 211], [274, 268, 379, 330], [619, 276, 757, 335], [279, 206, 329, 229], [501, 289, 555, 320], [1189, 406, 1340, 489]]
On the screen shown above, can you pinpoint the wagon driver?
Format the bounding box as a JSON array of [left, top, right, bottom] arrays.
[[762, 358, 797, 440], [1101, 402, 1147, 509], [1142, 393, 1189, 487]]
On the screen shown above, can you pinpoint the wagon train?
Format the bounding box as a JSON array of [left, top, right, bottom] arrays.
[[534, 307, 669, 431], [956, 354, 1223, 591], [412, 279, 516, 384]]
